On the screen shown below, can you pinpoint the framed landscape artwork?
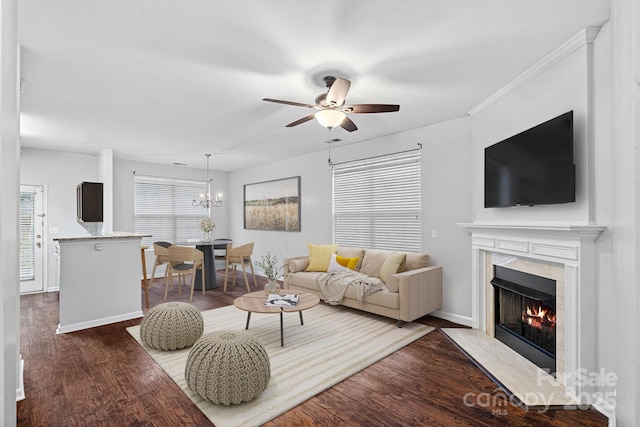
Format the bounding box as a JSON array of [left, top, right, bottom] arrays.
[[244, 176, 301, 231]]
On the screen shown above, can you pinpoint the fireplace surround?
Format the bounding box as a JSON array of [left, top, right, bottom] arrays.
[[459, 223, 605, 401]]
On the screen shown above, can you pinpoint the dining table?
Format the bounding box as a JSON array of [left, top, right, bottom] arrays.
[[175, 238, 232, 290]]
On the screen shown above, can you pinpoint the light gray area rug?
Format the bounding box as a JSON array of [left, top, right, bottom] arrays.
[[127, 303, 434, 427]]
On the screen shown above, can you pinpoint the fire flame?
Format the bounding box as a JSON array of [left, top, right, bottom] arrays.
[[523, 305, 556, 329]]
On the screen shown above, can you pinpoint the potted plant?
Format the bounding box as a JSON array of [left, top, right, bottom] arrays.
[[199, 217, 215, 242], [256, 251, 282, 295]]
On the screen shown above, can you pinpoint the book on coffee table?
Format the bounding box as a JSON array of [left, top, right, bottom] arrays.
[[265, 294, 299, 307]]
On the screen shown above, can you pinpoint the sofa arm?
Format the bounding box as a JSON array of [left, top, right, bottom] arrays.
[[283, 256, 310, 275], [394, 266, 443, 323]]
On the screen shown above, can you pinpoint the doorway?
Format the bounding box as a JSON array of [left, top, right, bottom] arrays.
[[20, 185, 45, 294]]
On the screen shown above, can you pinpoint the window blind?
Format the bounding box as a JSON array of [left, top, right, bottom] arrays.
[[333, 152, 421, 252], [134, 175, 210, 246], [19, 192, 35, 281]]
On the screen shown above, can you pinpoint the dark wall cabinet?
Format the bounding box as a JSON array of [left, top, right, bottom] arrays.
[[76, 182, 103, 223]]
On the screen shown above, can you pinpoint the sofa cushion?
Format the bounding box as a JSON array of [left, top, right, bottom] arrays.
[[286, 272, 399, 310], [305, 243, 338, 272], [286, 271, 322, 292], [359, 249, 389, 278], [379, 251, 406, 283], [343, 285, 399, 309], [336, 247, 365, 271], [287, 258, 309, 273], [385, 274, 400, 293], [400, 252, 430, 272]]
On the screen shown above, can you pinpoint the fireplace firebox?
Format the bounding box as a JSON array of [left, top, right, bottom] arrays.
[[492, 265, 556, 373]]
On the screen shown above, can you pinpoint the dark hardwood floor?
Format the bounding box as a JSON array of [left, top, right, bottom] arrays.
[[17, 271, 607, 426]]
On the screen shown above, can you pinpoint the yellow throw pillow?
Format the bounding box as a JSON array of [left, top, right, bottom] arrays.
[[379, 251, 406, 283], [336, 255, 359, 270], [305, 243, 339, 272]]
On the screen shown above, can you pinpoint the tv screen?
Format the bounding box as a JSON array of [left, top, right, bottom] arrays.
[[484, 111, 575, 208]]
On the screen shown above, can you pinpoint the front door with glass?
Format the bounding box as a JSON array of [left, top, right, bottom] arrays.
[[20, 185, 45, 294]]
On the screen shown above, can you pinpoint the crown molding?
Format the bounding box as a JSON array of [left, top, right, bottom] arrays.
[[469, 27, 601, 116]]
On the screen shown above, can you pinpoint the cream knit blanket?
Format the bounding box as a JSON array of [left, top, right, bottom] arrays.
[[315, 271, 385, 305]]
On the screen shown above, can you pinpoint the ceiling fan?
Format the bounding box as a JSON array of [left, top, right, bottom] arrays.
[[262, 76, 400, 132]]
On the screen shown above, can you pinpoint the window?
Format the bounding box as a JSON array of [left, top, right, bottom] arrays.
[[333, 152, 421, 252], [19, 192, 35, 281], [134, 175, 209, 246]]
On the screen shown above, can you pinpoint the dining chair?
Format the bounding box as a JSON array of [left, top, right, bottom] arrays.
[[140, 245, 151, 308], [150, 242, 172, 287], [214, 238, 231, 266], [223, 242, 257, 292], [165, 245, 205, 301]]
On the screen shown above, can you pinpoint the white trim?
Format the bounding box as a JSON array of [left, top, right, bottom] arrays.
[[16, 355, 24, 401], [429, 310, 474, 328], [592, 398, 616, 427], [469, 27, 601, 116], [56, 311, 143, 334]]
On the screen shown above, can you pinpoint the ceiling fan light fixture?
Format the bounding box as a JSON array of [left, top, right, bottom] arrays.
[[315, 109, 346, 129]]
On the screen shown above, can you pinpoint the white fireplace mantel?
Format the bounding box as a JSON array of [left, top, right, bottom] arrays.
[[458, 222, 606, 400], [458, 222, 606, 241]]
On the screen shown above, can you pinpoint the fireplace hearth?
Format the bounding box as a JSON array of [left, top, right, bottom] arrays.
[[492, 265, 557, 373]]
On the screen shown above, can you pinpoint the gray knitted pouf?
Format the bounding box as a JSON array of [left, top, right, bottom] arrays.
[[185, 330, 270, 405], [139, 302, 204, 351]]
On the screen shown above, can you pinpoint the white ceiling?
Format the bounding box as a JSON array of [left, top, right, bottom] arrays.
[[17, 0, 610, 171]]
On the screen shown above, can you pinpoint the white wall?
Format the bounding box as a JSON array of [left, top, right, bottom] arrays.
[[596, 0, 639, 423], [472, 31, 594, 224], [229, 116, 474, 323], [112, 158, 230, 235], [19, 150, 231, 288], [0, 0, 19, 423], [20, 149, 103, 290], [470, 19, 638, 425]]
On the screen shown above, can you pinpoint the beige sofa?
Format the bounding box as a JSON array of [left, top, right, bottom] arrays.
[[283, 247, 442, 326]]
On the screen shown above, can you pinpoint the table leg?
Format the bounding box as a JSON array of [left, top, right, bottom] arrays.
[[195, 244, 217, 290], [280, 310, 284, 347], [299, 311, 304, 326], [245, 312, 252, 330]]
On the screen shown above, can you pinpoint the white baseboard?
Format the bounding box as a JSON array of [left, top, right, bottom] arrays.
[[429, 310, 474, 327], [592, 399, 616, 427], [16, 355, 25, 401], [56, 310, 143, 334]]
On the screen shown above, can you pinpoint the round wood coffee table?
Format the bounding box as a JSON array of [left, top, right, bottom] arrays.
[[233, 291, 320, 347]]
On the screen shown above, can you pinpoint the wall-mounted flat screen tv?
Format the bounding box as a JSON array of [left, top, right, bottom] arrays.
[[484, 111, 575, 208]]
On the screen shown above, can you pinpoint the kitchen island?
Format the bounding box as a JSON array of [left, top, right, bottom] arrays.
[[54, 232, 151, 333]]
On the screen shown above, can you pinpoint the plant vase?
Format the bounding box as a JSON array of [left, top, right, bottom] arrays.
[[264, 280, 279, 296], [202, 230, 211, 242]]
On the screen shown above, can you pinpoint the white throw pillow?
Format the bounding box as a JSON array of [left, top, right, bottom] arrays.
[[327, 253, 350, 273]]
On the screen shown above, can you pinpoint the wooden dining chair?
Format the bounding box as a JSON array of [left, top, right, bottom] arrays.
[[223, 242, 257, 292], [165, 245, 205, 301], [150, 241, 172, 286]]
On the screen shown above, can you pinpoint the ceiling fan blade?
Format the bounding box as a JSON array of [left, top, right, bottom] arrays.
[[286, 115, 316, 127], [348, 104, 400, 113], [325, 78, 351, 106], [263, 98, 315, 109], [340, 117, 358, 132]]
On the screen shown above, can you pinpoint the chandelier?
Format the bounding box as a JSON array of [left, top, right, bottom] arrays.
[[193, 154, 222, 208]]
